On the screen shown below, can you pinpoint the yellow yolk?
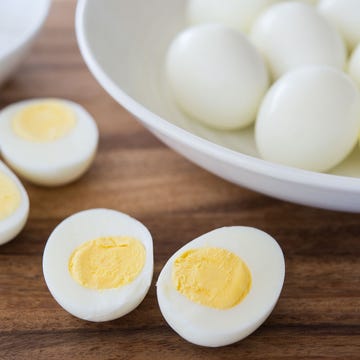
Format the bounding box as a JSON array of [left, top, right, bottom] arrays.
[[12, 100, 76, 142], [172, 247, 251, 309], [0, 171, 21, 221], [68, 236, 146, 290]]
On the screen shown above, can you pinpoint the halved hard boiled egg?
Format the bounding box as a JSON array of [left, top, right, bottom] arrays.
[[157, 226, 285, 347], [0, 98, 98, 186], [0, 160, 29, 245], [43, 209, 153, 322]]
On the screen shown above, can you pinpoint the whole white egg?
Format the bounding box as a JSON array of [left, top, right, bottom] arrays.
[[186, 0, 281, 34], [255, 66, 360, 172], [318, 0, 360, 51], [0, 98, 98, 186], [349, 44, 360, 88], [301, 0, 319, 4], [157, 226, 285, 347], [0, 160, 29, 245], [251, 2, 346, 79], [42, 208, 153, 322], [166, 24, 269, 130]]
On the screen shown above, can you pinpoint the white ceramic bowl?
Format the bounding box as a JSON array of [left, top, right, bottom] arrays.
[[76, 0, 360, 212], [0, 0, 51, 86]]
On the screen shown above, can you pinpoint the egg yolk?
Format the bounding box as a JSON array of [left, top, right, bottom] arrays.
[[12, 100, 76, 142], [0, 171, 21, 221], [68, 236, 146, 290], [172, 247, 251, 309]]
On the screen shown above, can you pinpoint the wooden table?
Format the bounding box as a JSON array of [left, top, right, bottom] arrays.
[[0, 1, 359, 359]]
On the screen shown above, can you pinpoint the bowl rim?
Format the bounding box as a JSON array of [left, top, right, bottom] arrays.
[[75, 0, 360, 194], [0, 0, 52, 61]]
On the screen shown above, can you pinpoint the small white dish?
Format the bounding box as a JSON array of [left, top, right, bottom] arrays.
[[76, 0, 360, 212], [0, 0, 51, 86]]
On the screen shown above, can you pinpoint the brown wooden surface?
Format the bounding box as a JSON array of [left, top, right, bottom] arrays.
[[0, 1, 359, 359]]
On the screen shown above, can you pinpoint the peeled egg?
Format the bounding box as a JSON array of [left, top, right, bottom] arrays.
[[318, 0, 360, 51], [256, 66, 360, 172], [157, 226, 285, 347], [186, 0, 281, 34], [42, 208, 153, 322], [0, 160, 29, 245], [251, 2, 346, 79], [301, 0, 319, 4], [0, 98, 99, 186], [166, 24, 269, 130], [349, 44, 360, 88]]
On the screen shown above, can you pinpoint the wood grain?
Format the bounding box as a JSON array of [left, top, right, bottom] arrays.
[[0, 1, 359, 359]]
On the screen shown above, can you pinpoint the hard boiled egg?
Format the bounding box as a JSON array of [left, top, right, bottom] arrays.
[[157, 226, 285, 347], [301, 0, 319, 4], [166, 24, 269, 130], [43, 208, 153, 322], [349, 44, 360, 89], [0, 98, 98, 186], [318, 0, 360, 51], [256, 66, 360, 172], [251, 2, 346, 79], [0, 160, 29, 245], [187, 0, 281, 34]]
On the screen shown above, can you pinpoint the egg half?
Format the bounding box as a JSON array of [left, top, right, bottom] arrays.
[[156, 226, 285, 347], [0, 98, 98, 186], [43, 208, 153, 322], [0, 160, 29, 245]]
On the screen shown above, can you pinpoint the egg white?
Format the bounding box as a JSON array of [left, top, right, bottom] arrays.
[[256, 66, 360, 172], [42, 208, 153, 322], [156, 226, 285, 347], [187, 0, 281, 34], [0, 160, 29, 245], [166, 24, 269, 130], [318, 0, 360, 51], [349, 44, 360, 89], [0, 98, 99, 186], [251, 2, 346, 79]]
